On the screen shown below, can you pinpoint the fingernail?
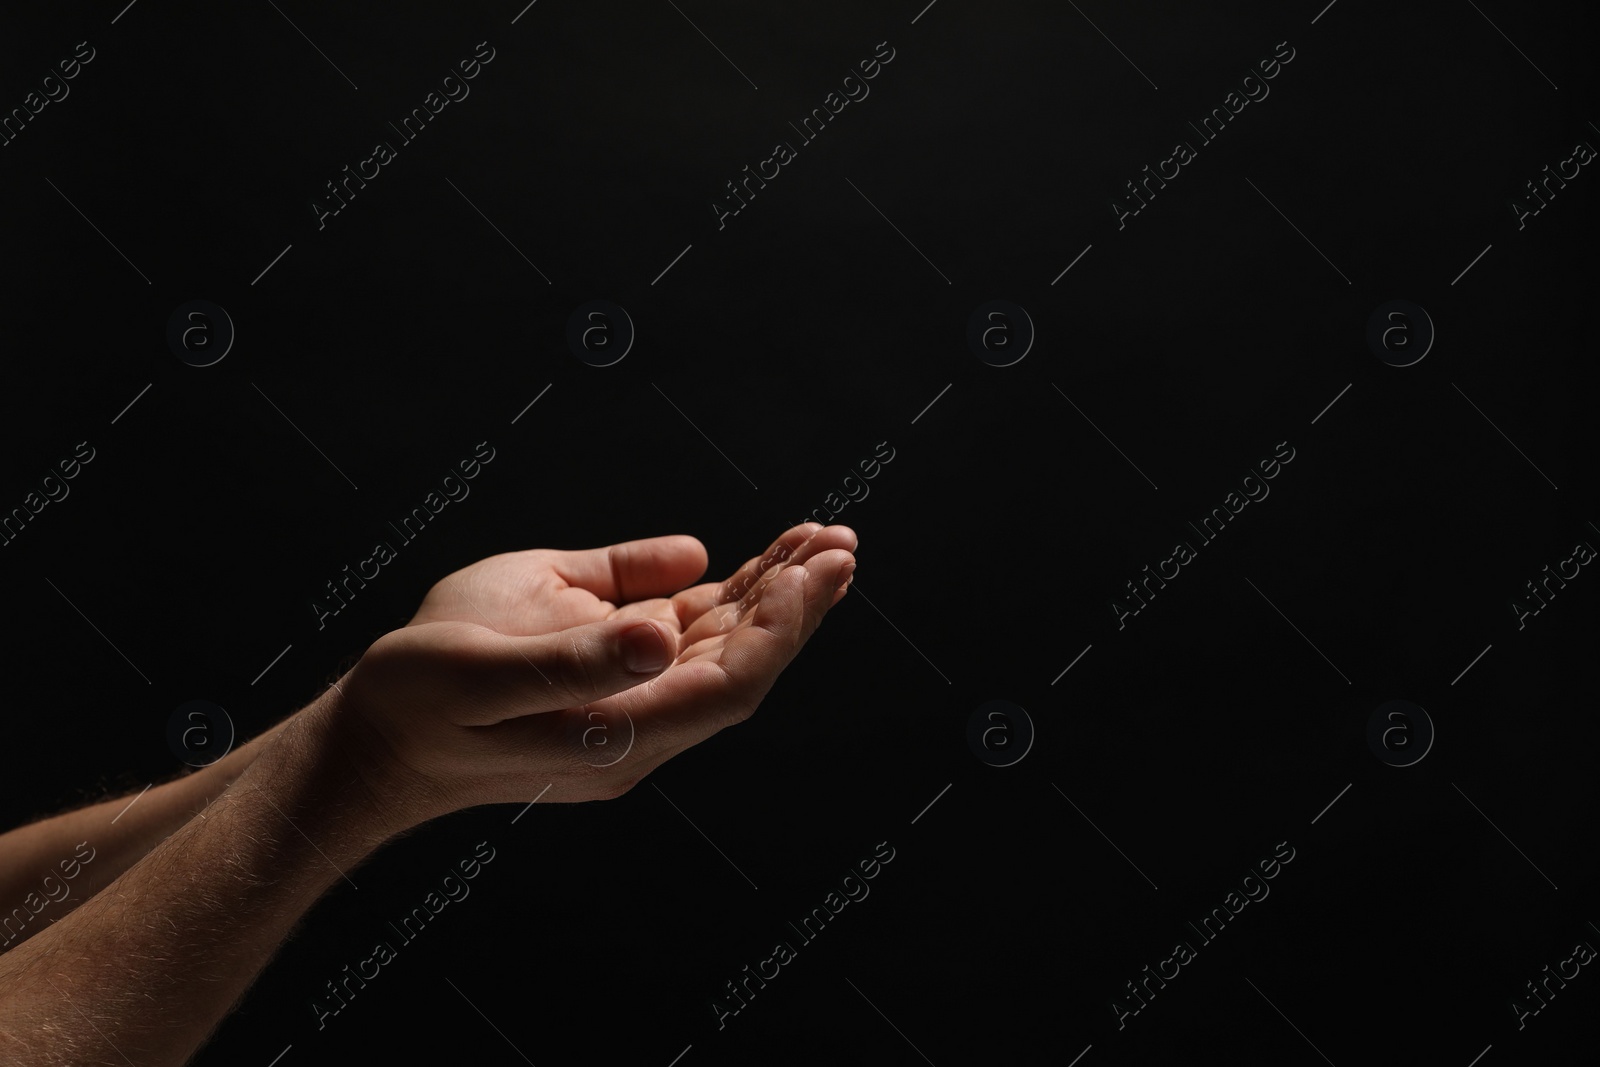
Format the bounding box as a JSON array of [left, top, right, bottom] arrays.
[[623, 622, 670, 673], [835, 563, 855, 593]]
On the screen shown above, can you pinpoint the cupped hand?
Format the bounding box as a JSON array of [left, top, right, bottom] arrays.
[[329, 523, 856, 830]]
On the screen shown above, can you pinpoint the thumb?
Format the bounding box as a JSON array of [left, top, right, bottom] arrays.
[[485, 617, 675, 716]]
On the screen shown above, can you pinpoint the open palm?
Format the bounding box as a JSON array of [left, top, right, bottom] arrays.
[[378, 522, 858, 794], [406, 522, 854, 646]]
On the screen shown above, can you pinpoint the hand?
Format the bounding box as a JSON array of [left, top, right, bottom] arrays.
[[326, 523, 857, 831]]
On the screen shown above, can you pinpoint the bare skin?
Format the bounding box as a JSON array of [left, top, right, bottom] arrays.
[[0, 522, 854, 1065], [0, 720, 290, 952]]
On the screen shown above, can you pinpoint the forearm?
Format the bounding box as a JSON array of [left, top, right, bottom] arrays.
[[0, 692, 397, 1066], [0, 715, 298, 951]]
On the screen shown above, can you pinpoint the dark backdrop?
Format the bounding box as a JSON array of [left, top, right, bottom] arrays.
[[2, 1, 1597, 1064]]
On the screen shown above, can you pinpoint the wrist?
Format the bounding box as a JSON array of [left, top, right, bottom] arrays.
[[186, 713, 294, 795], [295, 678, 441, 841]]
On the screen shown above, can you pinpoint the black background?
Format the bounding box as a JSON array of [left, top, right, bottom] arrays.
[[2, 1, 1597, 1064]]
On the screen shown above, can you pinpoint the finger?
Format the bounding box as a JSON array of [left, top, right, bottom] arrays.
[[511, 573, 806, 758], [830, 558, 856, 607], [606, 597, 686, 645], [710, 548, 853, 715], [674, 529, 856, 647], [492, 552, 851, 774], [547, 535, 708, 605], [461, 616, 677, 723], [671, 523, 856, 626]]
